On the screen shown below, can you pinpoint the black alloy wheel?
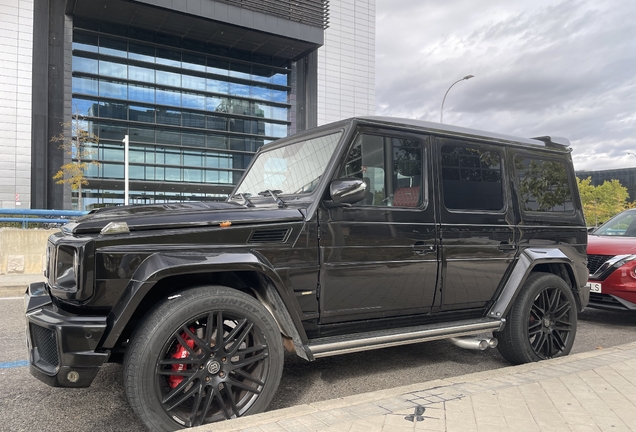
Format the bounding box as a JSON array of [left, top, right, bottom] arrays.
[[124, 286, 284, 431], [497, 272, 577, 365], [526, 285, 574, 359], [156, 310, 269, 426]]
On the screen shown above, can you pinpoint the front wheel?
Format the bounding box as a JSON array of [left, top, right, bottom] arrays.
[[497, 272, 577, 365], [123, 286, 284, 431]]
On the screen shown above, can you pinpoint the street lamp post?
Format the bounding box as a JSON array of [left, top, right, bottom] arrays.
[[440, 75, 474, 124]]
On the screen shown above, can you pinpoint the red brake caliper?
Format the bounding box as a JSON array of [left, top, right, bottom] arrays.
[[168, 328, 196, 389]]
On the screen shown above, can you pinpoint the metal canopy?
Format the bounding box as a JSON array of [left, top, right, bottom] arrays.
[[67, 0, 322, 62]]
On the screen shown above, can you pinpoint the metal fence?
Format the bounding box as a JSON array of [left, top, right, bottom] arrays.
[[0, 209, 88, 229]]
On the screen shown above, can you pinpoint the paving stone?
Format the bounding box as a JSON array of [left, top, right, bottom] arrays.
[[474, 413, 507, 427], [413, 416, 445, 431], [347, 421, 383, 432], [379, 425, 413, 432], [258, 423, 290, 432], [346, 403, 390, 417], [322, 423, 353, 432], [290, 415, 327, 430], [475, 422, 510, 432], [276, 417, 319, 432], [590, 414, 628, 428], [560, 411, 595, 426], [597, 425, 633, 432], [445, 420, 478, 432], [567, 424, 602, 432], [503, 416, 540, 431]]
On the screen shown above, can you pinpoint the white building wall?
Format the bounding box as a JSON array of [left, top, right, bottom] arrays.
[[0, 0, 33, 209], [318, 0, 375, 126]]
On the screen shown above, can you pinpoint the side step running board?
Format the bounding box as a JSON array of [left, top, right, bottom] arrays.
[[307, 318, 504, 359]]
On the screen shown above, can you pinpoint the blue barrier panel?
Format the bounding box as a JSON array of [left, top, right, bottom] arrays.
[[0, 209, 89, 229], [0, 218, 70, 224], [0, 209, 87, 217]]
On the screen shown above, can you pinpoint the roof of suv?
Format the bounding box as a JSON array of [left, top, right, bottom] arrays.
[[356, 116, 571, 151], [260, 116, 571, 155]]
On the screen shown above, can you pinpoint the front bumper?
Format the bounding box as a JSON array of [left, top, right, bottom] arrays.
[[587, 292, 636, 311], [24, 282, 109, 387]]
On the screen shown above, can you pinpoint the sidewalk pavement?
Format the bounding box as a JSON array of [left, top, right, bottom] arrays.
[[0, 273, 44, 297], [196, 342, 636, 432]]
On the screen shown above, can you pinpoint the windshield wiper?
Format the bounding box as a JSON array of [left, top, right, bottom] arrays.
[[258, 189, 287, 208], [230, 192, 254, 208]]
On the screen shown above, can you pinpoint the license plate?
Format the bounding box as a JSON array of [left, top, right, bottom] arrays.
[[586, 282, 602, 293]]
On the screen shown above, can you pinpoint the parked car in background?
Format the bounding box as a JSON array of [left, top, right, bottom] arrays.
[[587, 208, 636, 310]]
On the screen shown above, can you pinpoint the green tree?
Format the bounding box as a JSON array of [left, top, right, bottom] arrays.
[[51, 109, 99, 211], [576, 177, 631, 226]]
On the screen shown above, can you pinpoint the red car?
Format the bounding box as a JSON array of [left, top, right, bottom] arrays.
[[587, 208, 636, 310]]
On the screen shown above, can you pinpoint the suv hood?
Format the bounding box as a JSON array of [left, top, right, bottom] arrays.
[[65, 202, 305, 235], [588, 234, 636, 255]]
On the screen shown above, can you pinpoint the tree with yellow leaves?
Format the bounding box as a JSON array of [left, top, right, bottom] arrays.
[[577, 177, 632, 226], [51, 108, 99, 211]]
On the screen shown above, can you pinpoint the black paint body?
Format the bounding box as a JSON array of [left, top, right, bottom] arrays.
[[24, 117, 589, 388]]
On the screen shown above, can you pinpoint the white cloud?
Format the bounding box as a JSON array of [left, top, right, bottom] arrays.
[[375, 0, 636, 170]]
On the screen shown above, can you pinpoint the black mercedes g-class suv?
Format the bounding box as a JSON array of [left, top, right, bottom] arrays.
[[25, 117, 589, 431]]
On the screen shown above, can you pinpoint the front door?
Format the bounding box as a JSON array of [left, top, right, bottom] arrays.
[[318, 129, 439, 324]]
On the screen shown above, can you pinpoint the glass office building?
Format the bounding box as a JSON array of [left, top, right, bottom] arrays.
[[71, 19, 291, 208], [30, 0, 328, 210]]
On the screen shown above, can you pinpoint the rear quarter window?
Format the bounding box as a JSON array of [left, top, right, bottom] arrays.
[[515, 155, 574, 213]]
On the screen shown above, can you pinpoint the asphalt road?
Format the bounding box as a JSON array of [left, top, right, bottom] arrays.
[[1, 297, 635, 432]]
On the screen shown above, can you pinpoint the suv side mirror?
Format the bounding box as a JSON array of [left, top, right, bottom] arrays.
[[329, 178, 368, 205]]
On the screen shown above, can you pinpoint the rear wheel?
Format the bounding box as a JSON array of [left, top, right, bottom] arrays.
[[497, 272, 577, 365], [123, 286, 284, 431]]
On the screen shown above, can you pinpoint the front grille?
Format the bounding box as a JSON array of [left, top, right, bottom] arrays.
[[31, 324, 59, 368], [588, 293, 629, 310], [590, 293, 620, 304], [587, 254, 613, 275], [249, 228, 290, 243]]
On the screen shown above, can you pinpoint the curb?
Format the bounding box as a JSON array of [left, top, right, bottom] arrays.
[[191, 342, 636, 432], [0, 286, 27, 297], [0, 275, 44, 297]]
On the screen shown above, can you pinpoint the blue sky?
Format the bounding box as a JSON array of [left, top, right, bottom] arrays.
[[375, 0, 636, 171]]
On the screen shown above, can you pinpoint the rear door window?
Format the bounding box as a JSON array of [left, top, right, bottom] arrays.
[[440, 140, 503, 212]]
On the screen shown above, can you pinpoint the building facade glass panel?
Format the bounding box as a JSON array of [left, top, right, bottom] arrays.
[[71, 24, 291, 209]]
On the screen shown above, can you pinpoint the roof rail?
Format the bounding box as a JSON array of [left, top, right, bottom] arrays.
[[531, 136, 571, 147]]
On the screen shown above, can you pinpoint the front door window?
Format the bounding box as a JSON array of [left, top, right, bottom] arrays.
[[342, 134, 424, 208]]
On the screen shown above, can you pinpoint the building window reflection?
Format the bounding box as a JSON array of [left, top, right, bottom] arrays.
[[71, 24, 289, 209]]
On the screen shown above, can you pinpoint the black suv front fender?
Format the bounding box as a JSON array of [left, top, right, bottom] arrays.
[[100, 250, 306, 351]]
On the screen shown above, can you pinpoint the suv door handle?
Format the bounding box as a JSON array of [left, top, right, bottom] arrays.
[[412, 242, 436, 255], [497, 241, 517, 251]]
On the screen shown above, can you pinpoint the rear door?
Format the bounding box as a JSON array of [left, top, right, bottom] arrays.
[[435, 137, 517, 311], [318, 128, 439, 323]]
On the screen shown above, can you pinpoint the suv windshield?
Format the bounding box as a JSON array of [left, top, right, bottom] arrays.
[[594, 210, 636, 236], [234, 131, 343, 198]]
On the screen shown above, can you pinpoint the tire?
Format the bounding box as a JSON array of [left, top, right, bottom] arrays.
[[496, 272, 577, 365], [123, 286, 284, 431]]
